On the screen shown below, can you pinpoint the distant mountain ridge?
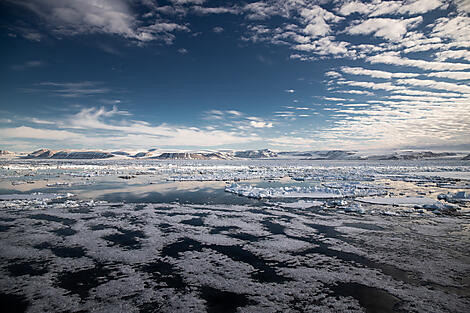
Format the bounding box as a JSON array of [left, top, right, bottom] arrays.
[[234, 149, 278, 159], [25, 149, 114, 159], [13, 148, 468, 160]]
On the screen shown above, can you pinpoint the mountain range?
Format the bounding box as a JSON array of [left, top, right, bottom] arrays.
[[1, 148, 468, 161]]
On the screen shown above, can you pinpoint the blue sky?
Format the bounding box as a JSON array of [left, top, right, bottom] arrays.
[[1, 0, 469, 152]]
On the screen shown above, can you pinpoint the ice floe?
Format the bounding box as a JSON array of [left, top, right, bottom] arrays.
[[225, 183, 386, 199], [0, 192, 74, 201], [277, 200, 324, 209]]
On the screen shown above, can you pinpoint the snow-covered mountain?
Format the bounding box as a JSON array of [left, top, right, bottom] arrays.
[[234, 149, 278, 159], [367, 151, 457, 160], [154, 152, 227, 160], [25, 149, 114, 159], [284, 150, 360, 160], [10, 148, 469, 160]]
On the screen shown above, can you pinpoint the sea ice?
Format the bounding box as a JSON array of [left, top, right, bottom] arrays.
[[277, 200, 324, 209], [225, 183, 385, 199], [0, 193, 74, 200]]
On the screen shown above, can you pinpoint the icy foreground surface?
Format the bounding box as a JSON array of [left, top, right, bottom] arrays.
[[1, 158, 470, 312], [0, 199, 469, 312]]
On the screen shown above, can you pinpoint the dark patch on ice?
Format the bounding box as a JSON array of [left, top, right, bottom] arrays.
[[6, 259, 49, 276], [262, 220, 285, 235], [226, 232, 261, 242], [68, 207, 92, 214], [138, 300, 164, 313], [200, 286, 254, 313], [101, 211, 118, 218], [90, 223, 111, 231], [140, 260, 187, 290], [161, 238, 204, 258], [102, 228, 146, 249], [305, 223, 345, 240], [158, 223, 173, 233], [0, 293, 29, 313], [297, 240, 418, 286], [154, 211, 184, 217], [154, 206, 173, 211], [51, 227, 77, 237], [247, 208, 275, 216], [29, 214, 76, 225], [209, 225, 240, 234], [134, 204, 146, 211], [34, 242, 86, 258], [0, 224, 11, 232], [161, 238, 290, 283], [328, 282, 402, 313], [181, 218, 204, 227], [205, 244, 291, 283], [0, 217, 16, 222], [51, 246, 87, 258], [343, 223, 385, 231], [56, 264, 114, 299]]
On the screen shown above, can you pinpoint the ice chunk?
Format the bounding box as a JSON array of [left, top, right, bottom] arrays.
[[0, 193, 74, 200], [438, 191, 470, 203], [343, 203, 365, 214], [278, 200, 324, 209], [225, 183, 385, 199]]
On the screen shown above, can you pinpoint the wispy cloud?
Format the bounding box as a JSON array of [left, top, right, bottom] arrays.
[[11, 60, 45, 71], [32, 81, 110, 98]]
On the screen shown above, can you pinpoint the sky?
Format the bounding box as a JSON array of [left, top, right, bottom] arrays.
[[0, 0, 469, 152]]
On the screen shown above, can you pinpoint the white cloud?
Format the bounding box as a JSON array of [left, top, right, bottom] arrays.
[[336, 1, 372, 16], [9, 0, 191, 43], [325, 71, 342, 78], [341, 66, 420, 79], [35, 81, 110, 97], [299, 5, 343, 38], [0, 126, 81, 140], [396, 78, 470, 94], [428, 71, 470, 80], [0, 106, 261, 149], [338, 80, 404, 91], [337, 0, 445, 17], [454, 0, 470, 13], [243, 2, 277, 20], [250, 121, 273, 128], [193, 6, 239, 15], [346, 17, 422, 41], [435, 50, 470, 62], [213, 26, 224, 33], [431, 16, 470, 42], [367, 52, 470, 71]]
